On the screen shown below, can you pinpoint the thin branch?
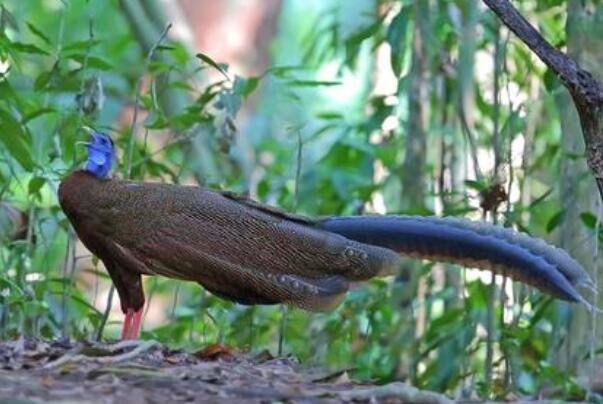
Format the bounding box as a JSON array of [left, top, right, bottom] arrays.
[[458, 105, 483, 181], [126, 23, 172, 178], [485, 19, 503, 388], [482, 0, 603, 109], [482, 0, 603, 202]]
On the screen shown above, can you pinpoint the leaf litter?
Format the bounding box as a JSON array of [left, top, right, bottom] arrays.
[[0, 338, 452, 403]]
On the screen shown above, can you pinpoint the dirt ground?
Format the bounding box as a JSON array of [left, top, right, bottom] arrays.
[[0, 338, 452, 403]]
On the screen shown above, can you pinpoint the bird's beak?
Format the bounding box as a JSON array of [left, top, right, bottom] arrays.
[[80, 126, 95, 136], [79, 126, 101, 143]]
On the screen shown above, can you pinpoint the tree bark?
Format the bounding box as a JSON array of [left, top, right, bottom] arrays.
[[483, 0, 603, 379], [400, 1, 430, 211]]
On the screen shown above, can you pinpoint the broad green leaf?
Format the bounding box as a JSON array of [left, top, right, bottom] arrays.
[[0, 109, 34, 171], [28, 176, 45, 196], [580, 212, 597, 230]]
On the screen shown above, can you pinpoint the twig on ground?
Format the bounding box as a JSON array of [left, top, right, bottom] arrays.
[[43, 340, 161, 370]]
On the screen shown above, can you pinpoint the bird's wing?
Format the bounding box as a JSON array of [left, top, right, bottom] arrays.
[[219, 190, 316, 225], [103, 184, 392, 311]]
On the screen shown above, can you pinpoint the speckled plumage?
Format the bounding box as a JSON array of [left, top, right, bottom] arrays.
[[59, 171, 400, 313], [59, 170, 596, 319]]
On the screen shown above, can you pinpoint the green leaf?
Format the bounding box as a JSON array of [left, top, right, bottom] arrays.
[[11, 42, 49, 55], [0, 109, 34, 171], [66, 54, 113, 70], [143, 111, 169, 129], [62, 39, 101, 52], [344, 18, 384, 67], [546, 209, 565, 233], [34, 70, 52, 91], [28, 176, 45, 196], [26, 22, 51, 46], [529, 188, 553, 208], [156, 44, 175, 52], [580, 212, 597, 230], [264, 65, 304, 79], [0, 5, 19, 32], [464, 179, 488, 192], [83, 56, 113, 70], [149, 60, 172, 75], [22, 107, 56, 124], [387, 7, 411, 77], [316, 111, 344, 120], [58, 113, 79, 163], [233, 76, 260, 98], [287, 79, 341, 87], [543, 69, 559, 93], [0, 276, 24, 295], [196, 52, 230, 80]]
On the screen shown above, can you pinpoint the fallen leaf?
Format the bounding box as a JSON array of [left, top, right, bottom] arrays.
[[194, 344, 238, 362]]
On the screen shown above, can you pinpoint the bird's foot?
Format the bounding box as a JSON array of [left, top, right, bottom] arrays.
[[120, 307, 144, 340]]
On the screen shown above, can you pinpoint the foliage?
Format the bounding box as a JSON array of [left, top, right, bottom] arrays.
[[0, 0, 601, 401]]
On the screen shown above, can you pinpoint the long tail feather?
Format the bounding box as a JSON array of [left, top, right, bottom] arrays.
[[318, 216, 596, 308]]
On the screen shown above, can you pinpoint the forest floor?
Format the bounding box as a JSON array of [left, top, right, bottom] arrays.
[[0, 338, 452, 403]]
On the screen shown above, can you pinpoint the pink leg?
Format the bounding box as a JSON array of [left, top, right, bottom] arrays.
[[128, 307, 144, 340], [120, 309, 134, 340]]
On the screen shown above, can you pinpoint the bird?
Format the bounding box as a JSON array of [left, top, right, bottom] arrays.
[[59, 129, 596, 340]]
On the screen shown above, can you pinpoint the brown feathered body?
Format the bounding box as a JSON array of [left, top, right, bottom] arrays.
[[59, 170, 595, 317], [59, 171, 400, 313]]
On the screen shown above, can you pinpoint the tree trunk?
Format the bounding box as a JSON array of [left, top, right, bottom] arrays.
[[557, 0, 602, 373], [400, 0, 430, 212]]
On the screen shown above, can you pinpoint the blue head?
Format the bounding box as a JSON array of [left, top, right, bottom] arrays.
[[83, 129, 114, 179]]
